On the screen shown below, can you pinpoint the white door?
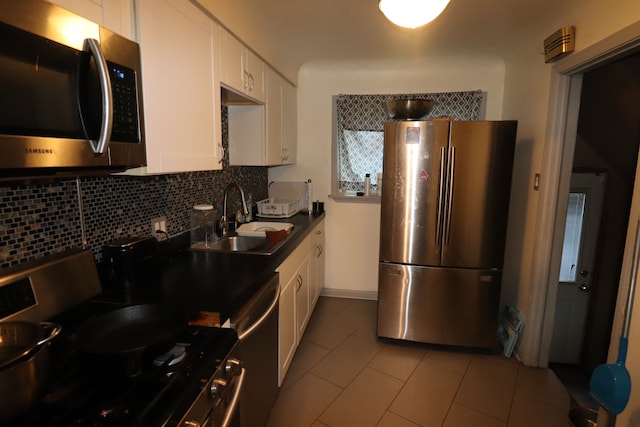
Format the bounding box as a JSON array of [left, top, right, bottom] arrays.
[[550, 172, 606, 363]]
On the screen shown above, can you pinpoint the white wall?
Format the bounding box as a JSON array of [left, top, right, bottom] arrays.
[[269, 57, 507, 298], [501, 0, 640, 338], [501, 1, 640, 424]]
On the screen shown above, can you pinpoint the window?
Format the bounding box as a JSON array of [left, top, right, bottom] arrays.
[[559, 192, 587, 282], [332, 91, 487, 196]]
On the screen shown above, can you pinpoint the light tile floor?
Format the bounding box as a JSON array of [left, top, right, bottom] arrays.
[[266, 296, 573, 427]]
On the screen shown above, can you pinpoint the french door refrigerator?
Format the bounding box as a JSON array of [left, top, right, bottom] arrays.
[[377, 118, 517, 349]]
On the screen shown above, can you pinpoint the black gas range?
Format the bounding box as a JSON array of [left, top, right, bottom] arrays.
[[0, 249, 243, 427]]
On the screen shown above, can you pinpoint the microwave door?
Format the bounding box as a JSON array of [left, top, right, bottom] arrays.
[[0, 22, 86, 140], [0, 22, 111, 168]]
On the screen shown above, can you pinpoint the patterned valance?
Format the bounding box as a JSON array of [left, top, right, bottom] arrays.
[[336, 91, 485, 132]]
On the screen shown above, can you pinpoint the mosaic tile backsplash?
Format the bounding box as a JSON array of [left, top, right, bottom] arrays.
[[0, 108, 268, 269]]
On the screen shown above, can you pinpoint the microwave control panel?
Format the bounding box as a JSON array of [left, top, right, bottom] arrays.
[[108, 61, 140, 143]]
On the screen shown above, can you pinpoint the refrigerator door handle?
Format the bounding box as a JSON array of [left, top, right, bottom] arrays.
[[436, 146, 447, 246], [444, 146, 456, 246]]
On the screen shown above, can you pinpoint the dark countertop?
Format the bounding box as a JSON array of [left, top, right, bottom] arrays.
[[97, 212, 325, 323]]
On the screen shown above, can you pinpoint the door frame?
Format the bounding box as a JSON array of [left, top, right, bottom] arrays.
[[521, 20, 640, 368]]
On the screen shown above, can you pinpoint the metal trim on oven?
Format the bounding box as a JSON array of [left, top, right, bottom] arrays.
[[178, 342, 244, 427]]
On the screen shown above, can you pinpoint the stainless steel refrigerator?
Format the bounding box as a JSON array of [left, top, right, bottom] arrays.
[[377, 118, 517, 349]]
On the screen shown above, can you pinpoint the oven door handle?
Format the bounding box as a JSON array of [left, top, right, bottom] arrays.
[[237, 284, 280, 341], [221, 367, 246, 427]]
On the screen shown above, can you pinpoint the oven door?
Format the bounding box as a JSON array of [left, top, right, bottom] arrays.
[[180, 341, 245, 427]]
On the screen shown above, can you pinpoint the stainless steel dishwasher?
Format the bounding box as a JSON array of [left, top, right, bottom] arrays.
[[231, 274, 280, 427]]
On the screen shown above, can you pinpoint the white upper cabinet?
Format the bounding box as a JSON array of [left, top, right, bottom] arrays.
[[281, 73, 297, 165], [228, 65, 296, 166], [49, 0, 134, 39], [265, 68, 283, 164], [218, 27, 265, 103], [266, 67, 296, 165], [135, 0, 223, 173], [244, 49, 265, 103]]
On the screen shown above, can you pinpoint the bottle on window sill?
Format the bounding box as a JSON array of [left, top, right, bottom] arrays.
[[364, 173, 371, 197]]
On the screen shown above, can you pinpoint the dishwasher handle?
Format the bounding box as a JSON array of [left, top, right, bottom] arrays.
[[237, 283, 280, 341]]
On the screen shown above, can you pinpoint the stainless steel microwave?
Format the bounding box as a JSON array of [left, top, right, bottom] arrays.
[[0, 0, 146, 179]]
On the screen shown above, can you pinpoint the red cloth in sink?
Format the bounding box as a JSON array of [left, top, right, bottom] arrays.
[[266, 230, 288, 248]]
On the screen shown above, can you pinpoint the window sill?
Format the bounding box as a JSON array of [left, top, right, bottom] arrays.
[[330, 192, 381, 204]]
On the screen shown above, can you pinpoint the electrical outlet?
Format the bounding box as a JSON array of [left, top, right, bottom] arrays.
[[151, 216, 167, 236]]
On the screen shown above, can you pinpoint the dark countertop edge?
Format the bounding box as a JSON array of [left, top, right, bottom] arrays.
[[97, 212, 325, 325], [259, 212, 325, 263], [198, 211, 326, 322]]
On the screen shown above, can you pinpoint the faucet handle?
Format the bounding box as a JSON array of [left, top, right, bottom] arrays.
[[217, 216, 228, 237]]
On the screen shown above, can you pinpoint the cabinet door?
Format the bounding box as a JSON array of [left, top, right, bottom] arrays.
[[278, 274, 296, 387], [295, 256, 310, 341], [265, 67, 283, 165], [245, 50, 265, 102], [137, 0, 222, 172], [50, 0, 133, 39], [282, 79, 297, 164], [218, 27, 244, 92], [310, 220, 325, 308]]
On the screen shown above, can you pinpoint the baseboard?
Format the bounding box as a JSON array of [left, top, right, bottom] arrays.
[[319, 288, 378, 301]]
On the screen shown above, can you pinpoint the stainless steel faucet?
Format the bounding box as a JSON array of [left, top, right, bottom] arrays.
[[219, 183, 249, 236]]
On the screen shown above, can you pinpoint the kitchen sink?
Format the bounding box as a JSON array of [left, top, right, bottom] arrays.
[[210, 236, 268, 252], [236, 222, 294, 237], [206, 231, 293, 255]]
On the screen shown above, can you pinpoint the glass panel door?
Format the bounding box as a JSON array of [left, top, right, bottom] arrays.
[[559, 192, 587, 282]]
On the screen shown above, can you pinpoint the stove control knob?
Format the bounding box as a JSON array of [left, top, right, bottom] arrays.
[[225, 358, 242, 377], [210, 378, 228, 399]]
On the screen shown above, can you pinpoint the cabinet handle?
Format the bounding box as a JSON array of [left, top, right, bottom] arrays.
[[243, 70, 250, 90], [296, 274, 303, 291], [237, 283, 280, 341], [316, 244, 323, 257], [218, 143, 225, 164], [249, 73, 255, 91]]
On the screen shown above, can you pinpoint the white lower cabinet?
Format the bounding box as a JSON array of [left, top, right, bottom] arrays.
[[309, 220, 325, 309], [278, 269, 297, 387], [295, 257, 311, 342], [277, 234, 311, 386]]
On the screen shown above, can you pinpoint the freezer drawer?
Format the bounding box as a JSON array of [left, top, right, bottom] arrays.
[[377, 263, 501, 349]]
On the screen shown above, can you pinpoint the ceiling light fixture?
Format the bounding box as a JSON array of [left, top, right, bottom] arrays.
[[379, 0, 451, 29]]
